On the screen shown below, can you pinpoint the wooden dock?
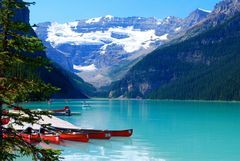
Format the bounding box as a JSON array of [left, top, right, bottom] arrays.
[[6, 110, 79, 130]]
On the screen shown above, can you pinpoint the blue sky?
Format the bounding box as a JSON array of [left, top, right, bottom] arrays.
[[26, 0, 222, 24]]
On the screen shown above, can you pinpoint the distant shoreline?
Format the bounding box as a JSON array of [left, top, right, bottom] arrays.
[[23, 98, 240, 104]]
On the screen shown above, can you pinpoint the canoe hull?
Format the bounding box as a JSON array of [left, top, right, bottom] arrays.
[[83, 131, 111, 140], [1, 117, 10, 125], [60, 133, 89, 142], [82, 129, 133, 137], [3, 133, 40, 144], [20, 133, 39, 144], [40, 134, 60, 144], [52, 127, 133, 138], [109, 129, 133, 137]]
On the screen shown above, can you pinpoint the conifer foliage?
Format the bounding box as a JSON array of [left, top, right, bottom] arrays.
[[0, 0, 61, 160]]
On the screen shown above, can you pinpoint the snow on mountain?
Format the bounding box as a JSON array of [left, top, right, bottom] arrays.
[[47, 22, 105, 46], [47, 24, 162, 54], [105, 15, 114, 19], [85, 17, 102, 24], [159, 34, 169, 40], [35, 11, 210, 88], [85, 15, 114, 24], [73, 64, 97, 72], [175, 27, 182, 32], [198, 8, 212, 13]]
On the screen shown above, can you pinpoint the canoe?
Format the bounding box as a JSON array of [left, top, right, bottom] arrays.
[[50, 106, 70, 113], [4, 127, 60, 144], [51, 112, 81, 116], [3, 128, 40, 143], [50, 109, 65, 113], [108, 129, 133, 137], [86, 131, 111, 140], [60, 132, 89, 142], [1, 110, 10, 125], [50, 112, 70, 116], [39, 127, 61, 144], [51, 127, 132, 138], [50, 127, 111, 139], [77, 130, 111, 140], [20, 133, 39, 144], [1, 117, 10, 125], [2, 109, 9, 115], [3, 132, 40, 144], [40, 134, 60, 144], [81, 129, 133, 137], [49, 106, 71, 116]]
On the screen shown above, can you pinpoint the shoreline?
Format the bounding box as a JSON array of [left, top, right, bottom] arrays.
[[19, 98, 240, 105]]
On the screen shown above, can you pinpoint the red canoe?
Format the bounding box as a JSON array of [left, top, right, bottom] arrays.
[[51, 127, 132, 138], [1, 110, 10, 125], [2, 109, 9, 115], [88, 131, 111, 139], [82, 129, 133, 137], [48, 106, 72, 116], [51, 127, 111, 140], [60, 132, 89, 142], [4, 127, 60, 144], [20, 133, 39, 144], [1, 117, 10, 125], [108, 129, 133, 137], [50, 106, 70, 113], [3, 132, 40, 144], [78, 130, 111, 140], [40, 134, 60, 144]]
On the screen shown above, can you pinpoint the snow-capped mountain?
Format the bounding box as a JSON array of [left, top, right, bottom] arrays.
[[35, 9, 210, 88]]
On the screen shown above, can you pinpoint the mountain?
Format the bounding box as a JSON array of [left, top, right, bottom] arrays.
[[108, 0, 240, 100], [35, 9, 209, 88], [11, 1, 91, 99], [180, 0, 240, 40]]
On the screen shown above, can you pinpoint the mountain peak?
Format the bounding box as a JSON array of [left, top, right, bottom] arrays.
[[182, 8, 210, 27], [104, 15, 114, 19], [85, 16, 102, 24]]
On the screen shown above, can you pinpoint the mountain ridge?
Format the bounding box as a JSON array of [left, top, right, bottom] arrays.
[[108, 0, 240, 100], [35, 9, 210, 88]]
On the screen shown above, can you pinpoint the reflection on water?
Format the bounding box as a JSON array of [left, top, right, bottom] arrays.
[[20, 99, 240, 161]]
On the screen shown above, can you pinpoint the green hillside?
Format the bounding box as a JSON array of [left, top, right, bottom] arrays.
[[109, 14, 240, 100]]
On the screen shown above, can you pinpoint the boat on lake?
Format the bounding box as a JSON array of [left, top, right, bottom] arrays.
[[51, 127, 133, 138], [39, 128, 60, 144], [59, 132, 89, 142], [48, 106, 81, 116], [51, 127, 112, 140]]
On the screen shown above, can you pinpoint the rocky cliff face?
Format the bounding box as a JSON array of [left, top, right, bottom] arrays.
[[181, 0, 240, 40], [35, 9, 209, 88], [214, 0, 240, 15]]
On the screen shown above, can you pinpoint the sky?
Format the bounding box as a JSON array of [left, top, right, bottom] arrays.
[[26, 0, 222, 24]]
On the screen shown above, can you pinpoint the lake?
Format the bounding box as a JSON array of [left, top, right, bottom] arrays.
[[20, 99, 240, 161]]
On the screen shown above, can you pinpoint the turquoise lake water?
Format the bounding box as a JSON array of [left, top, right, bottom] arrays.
[[20, 99, 240, 161]]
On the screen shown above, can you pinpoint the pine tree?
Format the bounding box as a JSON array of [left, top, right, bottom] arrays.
[[0, 0, 61, 160]]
